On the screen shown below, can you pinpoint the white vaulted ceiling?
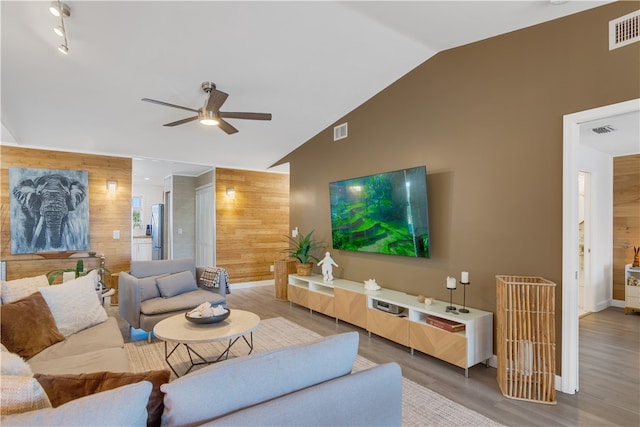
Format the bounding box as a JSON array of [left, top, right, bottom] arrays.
[[1, 1, 614, 182]]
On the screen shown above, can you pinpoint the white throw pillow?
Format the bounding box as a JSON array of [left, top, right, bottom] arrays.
[[1, 275, 49, 304], [38, 270, 107, 337], [0, 380, 152, 426], [0, 375, 52, 415], [0, 350, 33, 377]]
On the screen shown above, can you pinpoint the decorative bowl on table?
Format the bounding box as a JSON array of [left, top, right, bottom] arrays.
[[185, 308, 230, 324]]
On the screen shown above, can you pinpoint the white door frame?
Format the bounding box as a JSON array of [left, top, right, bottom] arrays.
[[561, 98, 639, 394]]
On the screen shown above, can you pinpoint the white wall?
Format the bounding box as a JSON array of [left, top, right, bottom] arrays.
[[577, 144, 613, 311]]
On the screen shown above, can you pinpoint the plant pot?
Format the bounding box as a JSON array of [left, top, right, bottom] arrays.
[[296, 262, 314, 276]]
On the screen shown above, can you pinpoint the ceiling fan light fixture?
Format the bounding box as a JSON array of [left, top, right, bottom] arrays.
[[198, 109, 219, 126]]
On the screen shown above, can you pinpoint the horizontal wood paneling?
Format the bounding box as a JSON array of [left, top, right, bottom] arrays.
[[216, 168, 289, 284], [1, 146, 132, 281], [613, 155, 640, 300]]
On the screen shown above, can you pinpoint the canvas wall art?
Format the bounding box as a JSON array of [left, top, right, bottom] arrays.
[[9, 167, 90, 254]]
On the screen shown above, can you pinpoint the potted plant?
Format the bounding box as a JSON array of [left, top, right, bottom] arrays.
[[46, 257, 111, 288], [283, 230, 323, 276]]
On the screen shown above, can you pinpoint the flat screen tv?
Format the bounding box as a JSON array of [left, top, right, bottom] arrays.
[[329, 166, 430, 258]]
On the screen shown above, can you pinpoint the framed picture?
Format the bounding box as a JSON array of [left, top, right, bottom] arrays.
[[9, 167, 90, 254]]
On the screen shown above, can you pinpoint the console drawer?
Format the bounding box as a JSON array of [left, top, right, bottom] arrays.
[[367, 308, 409, 347]]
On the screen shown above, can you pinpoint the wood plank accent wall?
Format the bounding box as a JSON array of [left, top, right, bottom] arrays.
[[216, 168, 289, 284], [613, 154, 640, 300], [1, 146, 132, 281]]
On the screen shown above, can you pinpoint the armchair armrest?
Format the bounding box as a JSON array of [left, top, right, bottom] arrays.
[[118, 271, 142, 329]]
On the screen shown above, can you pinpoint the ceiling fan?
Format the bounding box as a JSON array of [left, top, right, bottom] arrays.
[[142, 81, 272, 134]]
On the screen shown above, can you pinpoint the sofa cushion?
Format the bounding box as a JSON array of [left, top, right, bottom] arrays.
[[38, 270, 108, 337], [1, 380, 152, 426], [160, 332, 359, 427], [0, 375, 52, 415], [1, 275, 49, 304], [28, 317, 123, 361], [35, 370, 170, 427], [156, 271, 197, 298], [138, 275, 166, 301], [204, 363, 403, 427], [0, 292, 65, 358], [141, 289, 225, 315], [27, 346, 130, 375]]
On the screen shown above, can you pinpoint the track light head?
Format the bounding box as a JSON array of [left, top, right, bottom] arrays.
[[58, 44, 69, 55], [49, 1, 70, 17], [53, 25, 65, 37]]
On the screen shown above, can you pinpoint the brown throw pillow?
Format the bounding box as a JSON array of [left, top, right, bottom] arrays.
[[35, 370, 171, 427], [0, 292, 65, 358]]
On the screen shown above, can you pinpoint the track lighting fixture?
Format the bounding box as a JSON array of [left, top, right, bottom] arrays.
[[49, 1, 70, 18], [49, 1, 70, 55]]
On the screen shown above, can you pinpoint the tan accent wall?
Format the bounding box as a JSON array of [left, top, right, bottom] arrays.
[[279, 2, 640, 372], [613, 154, 640, 300], [215, 168, 290, 284], [1, 146, 132, 280]]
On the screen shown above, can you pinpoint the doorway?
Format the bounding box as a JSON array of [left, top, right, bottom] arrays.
[[562, 98, 640, 394], [195, 185, 215, 267]]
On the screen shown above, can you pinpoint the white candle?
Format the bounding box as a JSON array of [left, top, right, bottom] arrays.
[[461, 271, 469, 283], [446, 276, 456, 289]]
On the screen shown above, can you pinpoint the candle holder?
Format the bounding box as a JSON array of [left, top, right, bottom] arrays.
[[459, 281, 470, 313], [446, 285, 457, 312]]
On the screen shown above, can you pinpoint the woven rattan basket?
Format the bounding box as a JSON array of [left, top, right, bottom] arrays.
[[496, 275, 557, 404]]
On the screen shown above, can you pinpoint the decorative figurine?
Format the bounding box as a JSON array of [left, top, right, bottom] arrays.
[[364, 279, 381, 291], [317, 251, 338, 282]]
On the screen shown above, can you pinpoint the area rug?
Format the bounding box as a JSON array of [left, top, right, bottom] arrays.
[[125, 317, 502, 427]]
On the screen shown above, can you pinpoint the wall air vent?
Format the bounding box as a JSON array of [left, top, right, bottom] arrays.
[[333, 122, 348, 141], [609, 10, 640, 50], [592, 125, 617, 134]]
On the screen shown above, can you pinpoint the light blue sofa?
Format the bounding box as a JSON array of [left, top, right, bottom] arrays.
[[118, 259, 227, 341], [161, 331, 403, 426]]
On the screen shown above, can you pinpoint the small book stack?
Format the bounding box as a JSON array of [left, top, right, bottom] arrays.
[[425, 315, 465, 332]]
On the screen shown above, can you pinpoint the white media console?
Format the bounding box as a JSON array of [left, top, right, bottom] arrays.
[[288, 274, 493, 377]]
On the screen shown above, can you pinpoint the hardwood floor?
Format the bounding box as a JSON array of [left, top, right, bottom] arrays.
[[110, 285, 640, 426]]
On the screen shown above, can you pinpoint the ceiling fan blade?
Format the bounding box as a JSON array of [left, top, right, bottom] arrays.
[[217, 118, 239, 134], [219, 112, 272, 121], [206, 90, 229, 112], [142, 98, 199, 113], [163, 116, 198, 127]]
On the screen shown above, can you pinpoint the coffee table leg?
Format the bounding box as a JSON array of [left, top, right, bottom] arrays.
[[163, 332, 256, 377], [164, 341, 182, 378]]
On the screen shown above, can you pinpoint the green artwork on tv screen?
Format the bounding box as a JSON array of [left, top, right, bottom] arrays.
[[329, 166, 430, 258]]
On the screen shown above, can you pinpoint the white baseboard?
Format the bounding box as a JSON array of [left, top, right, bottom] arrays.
[[610, 299, 625, 308], [230, 279, 274, 290]]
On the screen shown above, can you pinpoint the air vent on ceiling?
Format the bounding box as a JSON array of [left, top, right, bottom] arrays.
[[592, 125, 617, 134], [334, 122, 348, 141], [609, 10, 640, 50]]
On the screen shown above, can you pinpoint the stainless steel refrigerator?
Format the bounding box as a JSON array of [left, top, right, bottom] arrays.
[[151, 204, 164, 260]]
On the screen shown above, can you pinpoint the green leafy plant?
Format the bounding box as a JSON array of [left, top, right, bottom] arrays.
[[282, 230, 323, 264]]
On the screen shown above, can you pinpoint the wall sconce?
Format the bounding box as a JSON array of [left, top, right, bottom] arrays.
[[107, 180, 117, 194], [226, 187, 236, 199]]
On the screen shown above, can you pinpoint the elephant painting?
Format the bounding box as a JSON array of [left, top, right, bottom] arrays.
[[9, 168, 90, 254]]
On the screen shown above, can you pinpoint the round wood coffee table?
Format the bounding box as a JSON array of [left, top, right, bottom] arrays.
[[153, 309, 260, 377]]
